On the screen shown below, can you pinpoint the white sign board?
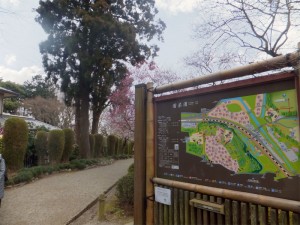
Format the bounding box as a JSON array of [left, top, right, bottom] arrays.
[[155, 186, 171, 205]]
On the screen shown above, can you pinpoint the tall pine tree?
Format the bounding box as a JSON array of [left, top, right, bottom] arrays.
[[36, 0, 165, 157]]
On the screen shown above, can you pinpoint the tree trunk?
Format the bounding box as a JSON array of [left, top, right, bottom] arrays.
[[79, 88, 91, 158], [91, 109, 102, 134]]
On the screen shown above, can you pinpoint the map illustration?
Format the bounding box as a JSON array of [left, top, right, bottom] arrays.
[[181, 89, 300, 180]]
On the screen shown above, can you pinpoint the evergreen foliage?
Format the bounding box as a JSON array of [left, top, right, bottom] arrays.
[[3, 118, 29, 171], [69, 144, 80, 161], [114, 137, 119, 157], [89, 134, 95, 158], [61, 128, 75, 162], [35, 130, 48, 165], [23, 74, 56, 99], [107, 135, 117, 156], [118, 138, 126, 156], [103, 136, 108, 156], [94, 134, 104, 158], [36, 0, 165, 155], [128, 141, 134, 155], [48, 129, 65, 164], [116, 165, 134, 206]]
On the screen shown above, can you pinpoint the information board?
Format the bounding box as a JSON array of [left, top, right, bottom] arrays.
[[155, 75, 300, 201]]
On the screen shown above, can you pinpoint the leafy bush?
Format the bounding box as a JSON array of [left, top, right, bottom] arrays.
[[3, 118, 29, 171], [12, 170, 33, 184], [107, 135, 117, 157], [89, 134, 95, 157], [128, 163, 134, 173], [69, 144, 80, 161], [70, 159, 86, 170], [29, 166, 44, 177], [116, 170, 134, 206], [94, 134, 104, 158], [61, 129, 75, 162], [35, 130, 48, 165], [48, 129, 65, 165]]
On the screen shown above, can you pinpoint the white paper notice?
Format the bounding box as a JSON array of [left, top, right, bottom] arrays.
[[155, 186, 172, 205]]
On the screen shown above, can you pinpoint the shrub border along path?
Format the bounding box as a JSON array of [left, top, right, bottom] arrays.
[[5, 158, 117, 187], [0, 158, 134, 225]]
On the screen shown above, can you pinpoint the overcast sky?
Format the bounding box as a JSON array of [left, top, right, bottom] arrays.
[[0, 0, 200, 84]]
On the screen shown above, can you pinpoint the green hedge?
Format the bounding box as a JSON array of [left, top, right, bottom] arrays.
[[116, 165, 134, 206], [89, 134, 95, 158], [107, 135, 117, 157], [3, 118, 29, 171], [48, 129, 64, 165], [128, 141, 134, 155], [94, 134, 104, 158], [61, 129, 75, 162], [35, 130, 48, 165]]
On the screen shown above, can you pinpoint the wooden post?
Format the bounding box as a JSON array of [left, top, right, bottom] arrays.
[[134, 84, 147, 225], [98, 194, 106, 221], [146, 82, 155, 225]]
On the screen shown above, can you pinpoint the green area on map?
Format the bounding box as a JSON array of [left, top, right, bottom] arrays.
[[181, 89, 300, 180]]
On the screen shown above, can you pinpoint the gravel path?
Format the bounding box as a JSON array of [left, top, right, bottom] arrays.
[[0, 159, 133, 225]]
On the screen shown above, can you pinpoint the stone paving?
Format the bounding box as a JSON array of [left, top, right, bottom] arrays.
[[0, 159, 133, 225]]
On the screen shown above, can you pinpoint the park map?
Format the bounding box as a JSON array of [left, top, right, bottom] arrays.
[[181, 89, 300, 181]]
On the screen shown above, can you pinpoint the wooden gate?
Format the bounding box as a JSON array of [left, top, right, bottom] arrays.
[[134, 49, 300, 225]]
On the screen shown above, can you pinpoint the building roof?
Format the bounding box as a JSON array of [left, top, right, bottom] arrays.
[[0, 87, 18, 98], [0, 113, 60, 130]]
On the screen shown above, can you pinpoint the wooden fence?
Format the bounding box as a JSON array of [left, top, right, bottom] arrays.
[[153, 181, 300, 225]]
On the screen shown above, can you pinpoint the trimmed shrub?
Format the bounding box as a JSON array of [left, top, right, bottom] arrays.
[[94, 134, 104, 158], [25, 129, 37, 167], [107, 135, 117, 157], [61, 129, 75, 162], [128, 141, 134, 155], [3, 118, 29, 171], [89, 134, 95, 158], [117, 138, 123, 156], [48, 129, 65, 165], [103, 136, 107, 156], [35, 131, 48, 165], [116, 169, 134, 206], [114, 137, 119, 157]]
